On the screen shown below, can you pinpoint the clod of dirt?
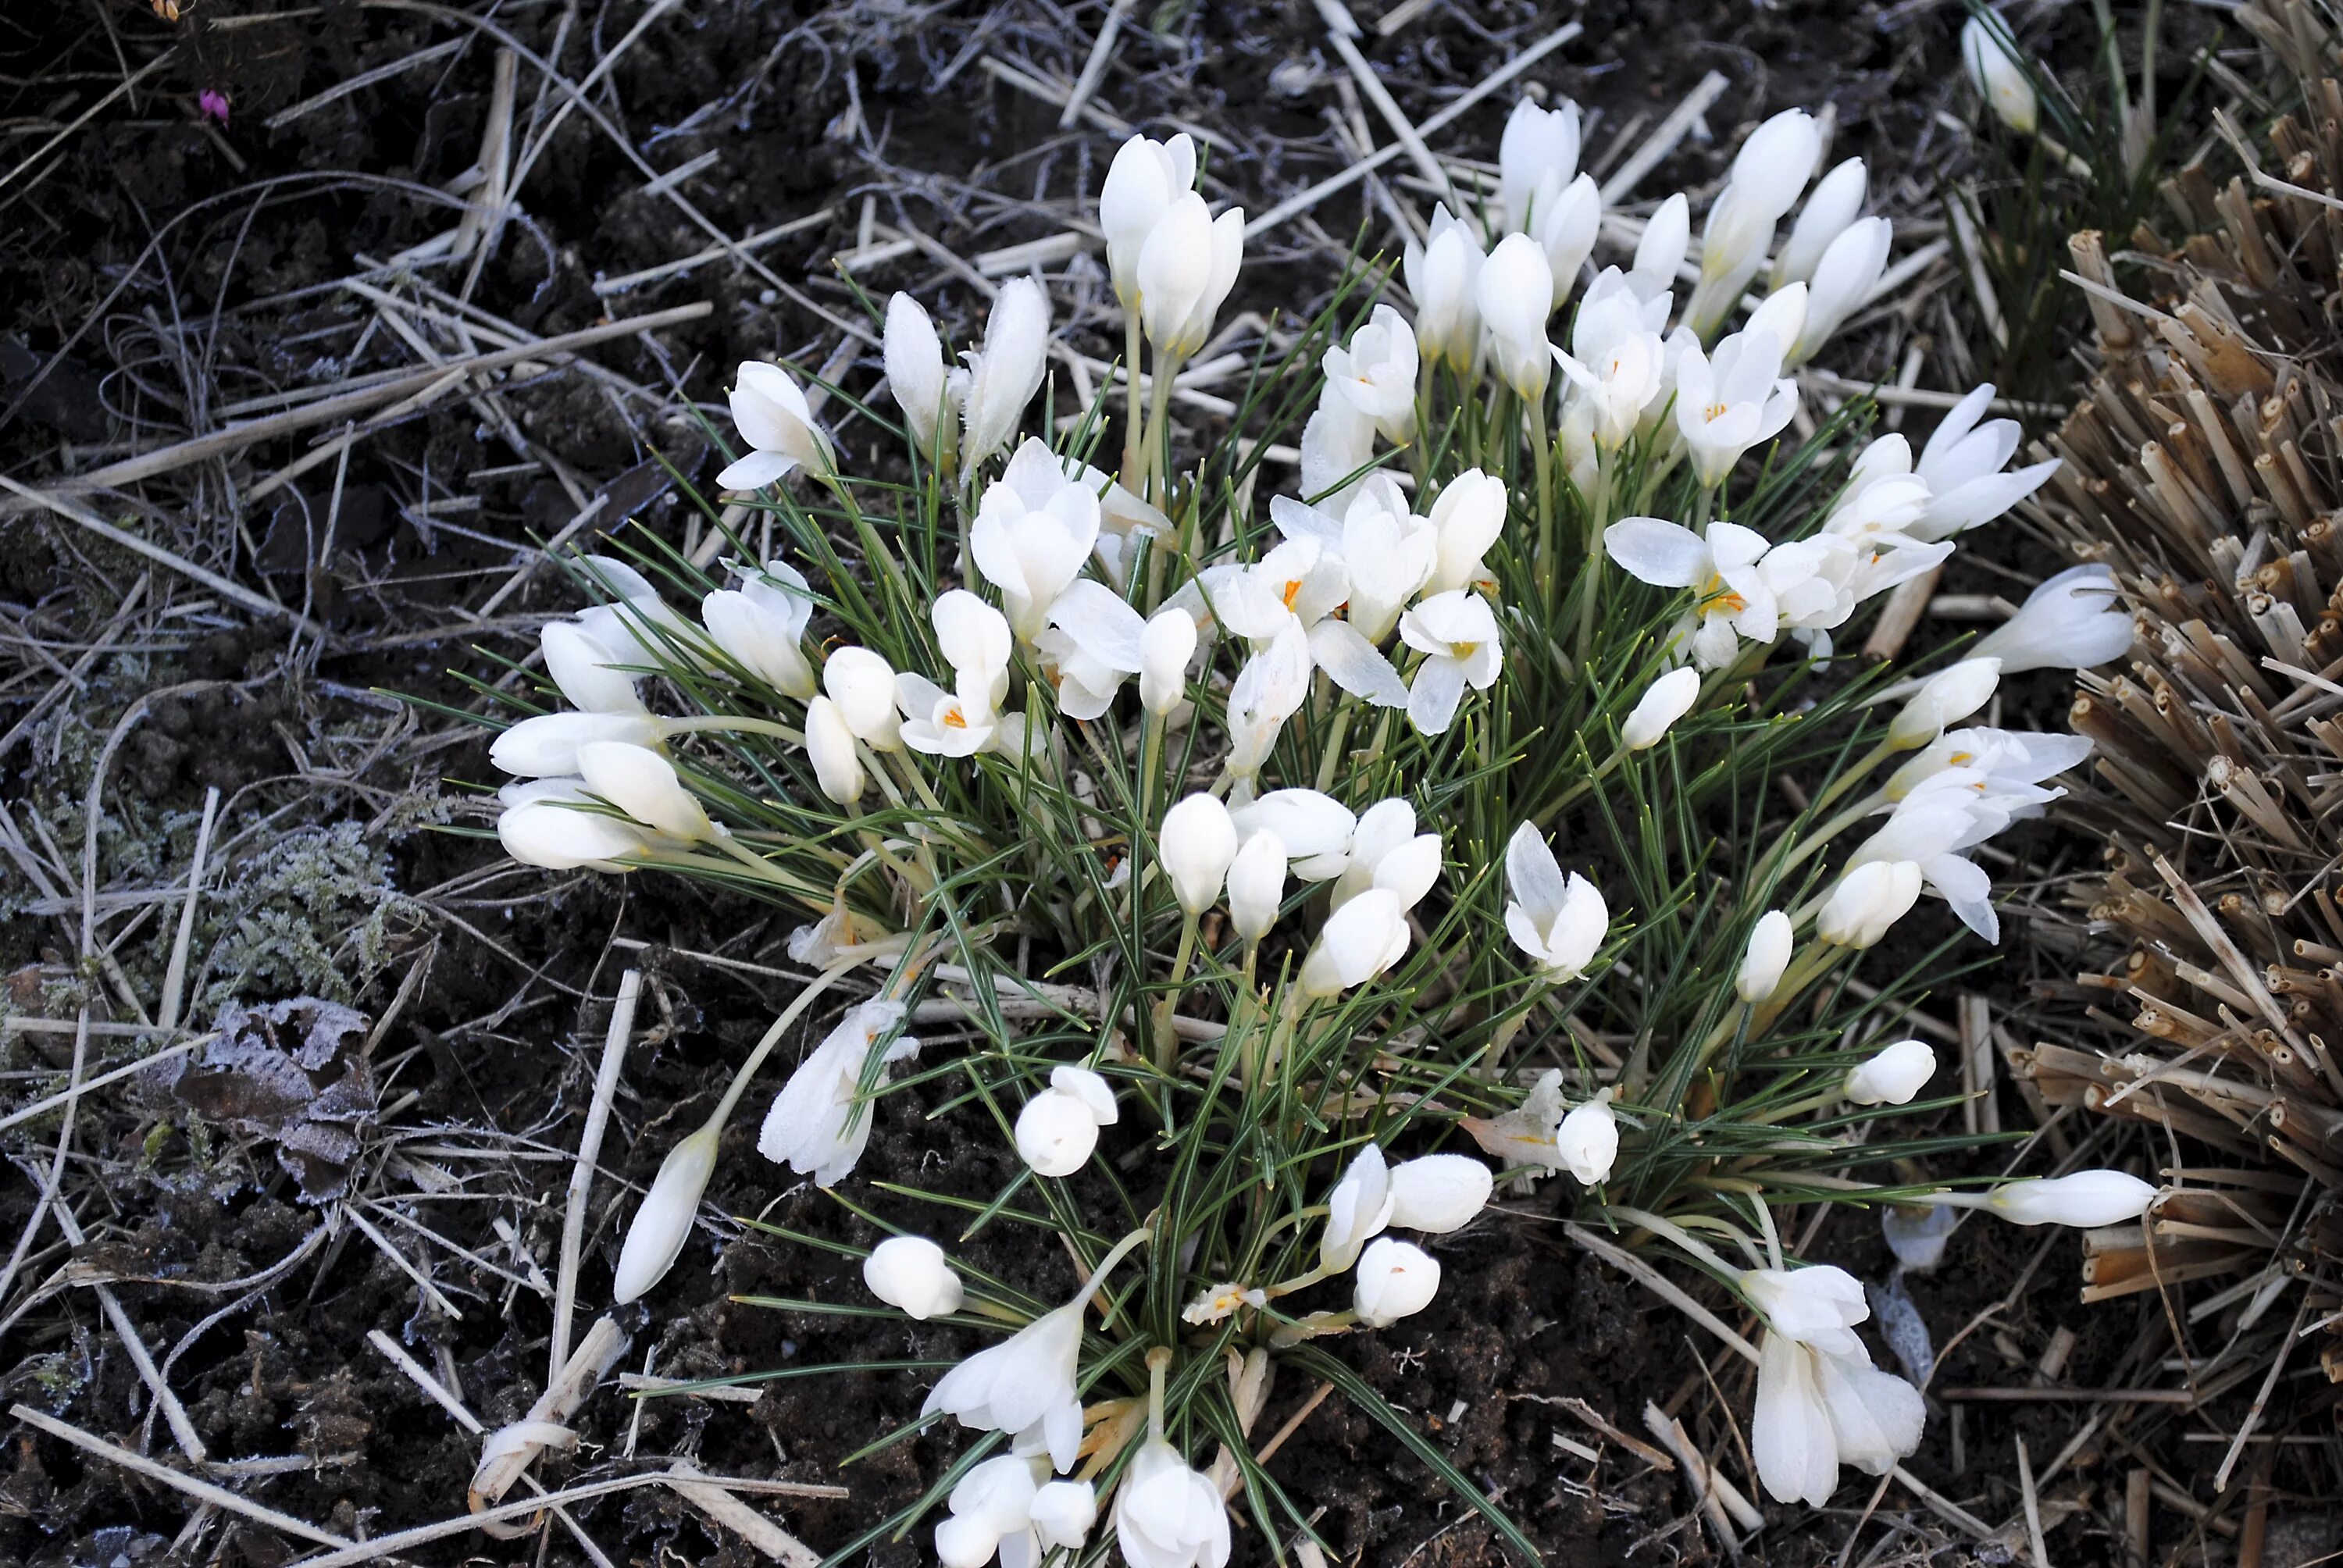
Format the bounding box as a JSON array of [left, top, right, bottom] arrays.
[[143, 996, 377, 1198]]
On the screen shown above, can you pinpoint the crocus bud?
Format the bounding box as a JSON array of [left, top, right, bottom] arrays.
[[1160, 793, 1238, 917], [498, 793, 650, 870], [1139, 608, 1197, 716], [1014, 1064, 1119, 1178], [1984, 1171, 2156, 1228], [1499, 97, 1582, 235], [490, 712, 659, 778], [1426, 469, 1507, 595], [1353, 1237, 1441, 1327], [805, 695, 866, 806], [1963, 15, 2038, 137], [1114, 1438, 1231, 1568], [1321, 1143, 1394, 1271], [1298, 887, 1410, 999], [823, 646, 901, 749], [1100, 132, 1198, 305], [1740, 1263, 1867, 1348], [1555, 1092, 1617, 1185], [883, 291, 952, 453], [863, 1235, 965, 1319], [1738, 910, 1793, 1002], [936, 1455, 1038, 1568], [1772, 157, 1867, 289], [1477, 233, 1555, 402], [1970, 565, 2133, 673], [541, 621, 647, 715], [612, 1124, 717, 1304], [1532, 173, 1603, 310], [1788, 216, 1892, 365], [719, 360, 834, 488], [1226, 829, 1287, 943], [1817, 860, 1924, 948], [702, 576, 817, 699], [1621, 666, 1700, 750], [576, 740, 711, 841], [1385, 1154, 1492, 1232], [961, 276, 1052, 470], [1403, 205, 1485, 372], [1887, 658, 2001, 749], [1844, 1039, 1936, 1106], [1030, 1479, 1098, 1549], [1137, 192, 1244, 358]]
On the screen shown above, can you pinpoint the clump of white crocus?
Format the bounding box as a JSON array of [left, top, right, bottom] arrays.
[[1621, 666, 1701, 750], [1225, 829, 1287, 943], [1385, 1154, 1492, 1232], [1982, 1170, 2156, 1227], [758, 1001, 918, 1188], [1100, 131, 1199, 307], [1015, 1065, 1120, 1178], [959, 276, 1052, 470], [1399, 590, 1503, 736], [1478, 233, 1556, 402], [1788, 216, 1892, 365], [1912, 384, 2061, 540], [1137, 192, 1244, 358], [1114, 1435, 1231, 1568], [1298, 887, 1412, 999], [1160, 793, 1238, 917], [719, 360, 834, 488], [1319, 1144, 1396, 1271], [491, 711, 658, 778], [1503, 823, 1608, 982], [1886, 657, 2002, 750], [1745, 1263, 1924, 1506], [541, 620, 647, 715], [702, 560, 817, 698], [804, 696, 866, 805], [1404, 204, 1485, 373], [1816, 860, 1924, 949], [1323, 302, 1419, 444], [497, 780, 651, 871], [865, 1235, 965, 1320], [611, 1123, 717, 1305], [1772, 156, 1867, 289], [883, 290, 955, 458], [1555, 1091, 1618, 1185], [1353, 1237, 1442, 1327], [1738, 911, 1794, 1002], [1971, 564, 2133, 672], [1845, 1039, 1936, 1106], [1963, 14, 2038, 136], [823, 646, 903, 750], [576, 741, 711, 842]]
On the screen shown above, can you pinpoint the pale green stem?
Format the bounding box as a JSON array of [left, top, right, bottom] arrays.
[[1603, 1203, 1742, 1286], [702, 955, 868, 1131], [1152, 913, 1200, 1071], [658, 715, 804, 744], [1145, 1346, 1171, 1439], [1121, 311, 1147, 489], [1574, 446, 1614, 665]]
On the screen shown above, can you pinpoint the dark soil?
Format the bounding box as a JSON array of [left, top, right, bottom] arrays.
[[0, 2, 2238, 1566]]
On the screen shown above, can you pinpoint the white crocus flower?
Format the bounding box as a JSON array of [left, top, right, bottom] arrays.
[[1815, 860, 1925, 949], [491, 711, 658, 778], [1353, 1237, 1441, 1327], [1223, 623, 1313, 796], [1822, 433, 1935, 551], [883, 291, 954, 455], [1478, 232, 1556, 402], [1386, 1154, 1492, 1232], [1912, 384, 2061, 540], [1674, 328, 1798, 487], [1622, 666, 1701, 750], [1744, 1264, 1868, 1352], [805, 695, 866, 805], [1604, 517, 1779, 669], [1029, 1480, 1097, 1552], [1982, 1171, 2156, 1227], [1502, 822, 1608, 981], [959, 276, 1052, 471], [1788, 216, 1892, 365], [1632, 195, 1690, 298], [1137, 192, 1243, 358], [865, 1235, 965, 1320], [1845, 1039, 1936, 1106], [1426, 469, 1508, 595], [1218, 535, 1350, 644], [1324, 798, 1440, 913], [719, 360, 834, 488], [1555, 1092, 1618, 1185], [1499, 96, 1582, 235], [972, 440, 1104, 644], [1100, 132, 1199, 305], [1531, 174, 1603, 311], [1036, 579, 1147, 720], [1015, 1064, 1119, 1178], [1297, 888, 1411, 999], [823, 646, 903, 750], [1398, 590, 1503, 736], [1847, 782, 2006, 942], [1403, 204, 1485, 372], [1885, 725, 2093, 804], [935, 1455, 1039, 1568], [1233, 788, 1357, 880], [1745, 1266, 1924, 1506], [1139, 607, 1198, 717], [1963, 15, 2038, 136], [1113, 1438, 1232, 1568], [924, 1299, 1086, 1472], [1738, 911, 1793, 1002], [497, 781, 650, 870], [1160, 793, 1239, 917], [1971, 564, 2133, 672], [1324, 303, 1419, 444], [702, 560, 818, 699], [1226, 829, 1287, 943], [1685, 109, 1821, 338], [610, 1123, 717, 1304], [541, 621, 647, 715], [1319, 1144, 1396, 1271], [1772, 156, 1867, 289], [899, 590, 1018, 757], [576, 741, 711, 842], [1886, 657, 2002, 750], [758, 1001, 918, 1188], [1300, 394, 1377, 515], [1765, 531, 1954, 656], [1553, 274, 1667, 449]]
